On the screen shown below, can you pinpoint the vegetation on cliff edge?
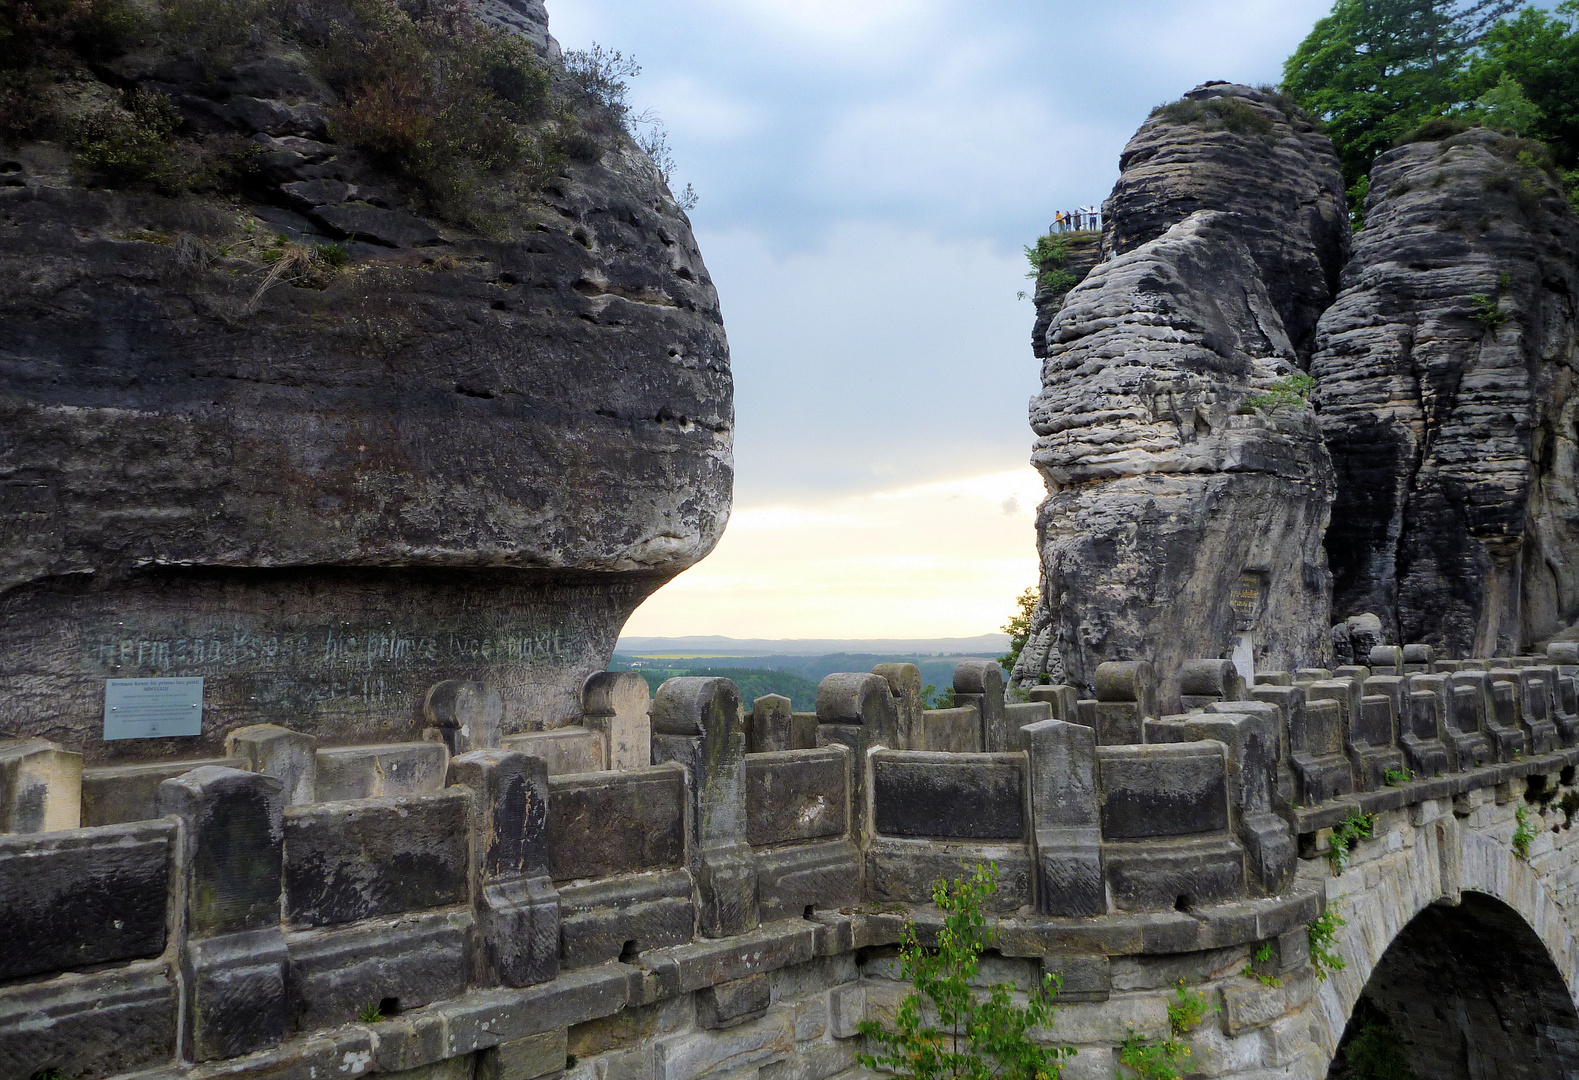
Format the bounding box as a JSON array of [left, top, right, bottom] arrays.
[[0, 0, 686, 229], [1283, 0, 1579, 213]]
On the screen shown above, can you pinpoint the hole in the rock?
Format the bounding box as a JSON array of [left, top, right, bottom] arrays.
[[379, 997, 400, 1017], [1174, 894, 1192, 912], [1562, 765, 1575, 786], [804, 905, 816, 919], [619, 939, 638, 962]]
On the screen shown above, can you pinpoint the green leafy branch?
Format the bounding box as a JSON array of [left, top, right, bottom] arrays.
[[1470, 292, 1509, 331], [1309, 902, 1347, 982], [1327, 810, 1377, 875], [1241, 943, 1282, 988], [1115, 982, 1211, 1080], [1116, 1031, 1190, 1080], [1513, 804, 1534, 858], [1166, 981, 1213, 1035], [856, 863, 1075, 1080]]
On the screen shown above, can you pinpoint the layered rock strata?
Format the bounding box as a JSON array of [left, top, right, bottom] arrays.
[[1099, 83, 1351, 361], [1017, 85, 1348, 705], [0, 3, 731, 760], [1315, 129, 1579, 657], [1029, 233, 1101, 361]]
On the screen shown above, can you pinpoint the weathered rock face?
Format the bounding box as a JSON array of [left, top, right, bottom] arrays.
[[1029, 233, 1101, 361], [473, 0, 557, 56], [1016, 84, 1351, 703], [1315, 129, 1579, 657], [0, 3, 731, 760], [1101, 83, 1351, 361], [1020, 209, 1336, 706]]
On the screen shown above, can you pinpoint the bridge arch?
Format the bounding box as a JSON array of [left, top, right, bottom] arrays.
[[1310, 818, 1579, 1078]]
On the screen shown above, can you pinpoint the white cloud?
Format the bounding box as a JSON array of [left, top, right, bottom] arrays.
[[641, 73, 763, 143], [623, 468, 1046, 638], [692, 0, 948, 59], [698, 221, 1044, 503]]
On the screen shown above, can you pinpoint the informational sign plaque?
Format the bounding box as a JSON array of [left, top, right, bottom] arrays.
[[103, 677, 204, 740]]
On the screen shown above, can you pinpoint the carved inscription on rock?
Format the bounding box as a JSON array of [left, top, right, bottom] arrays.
[[0, 568, 659, 763]]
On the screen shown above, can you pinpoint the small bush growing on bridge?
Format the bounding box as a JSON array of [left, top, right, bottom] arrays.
[[1166, 980, 1213, 1035], [1241, 943, 1282, 988], [1513, 804, 1535, 858], [856, 863, 1075, 1080], [1327, 810, 1377, 875], [1383, 766, 1413, 787], [1309, 902, 1347, 982], [1115, 1030, 1189, 1080], [1113, 982, 1211, 1080]]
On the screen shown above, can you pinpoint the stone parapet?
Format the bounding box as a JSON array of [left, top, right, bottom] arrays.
[[4, 646, 1579, 1078]]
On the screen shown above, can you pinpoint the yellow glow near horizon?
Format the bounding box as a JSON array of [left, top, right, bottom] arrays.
[[624, 467, 1045, 639]]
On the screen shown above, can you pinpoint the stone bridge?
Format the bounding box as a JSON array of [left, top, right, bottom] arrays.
[[6, 649, 1579, 1080]]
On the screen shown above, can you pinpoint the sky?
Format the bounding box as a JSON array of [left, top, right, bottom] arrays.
[[548, 0, 1336, 640]]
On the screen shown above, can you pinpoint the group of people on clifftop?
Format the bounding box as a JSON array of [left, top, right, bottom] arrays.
[[1053, 206, 1102, 232]]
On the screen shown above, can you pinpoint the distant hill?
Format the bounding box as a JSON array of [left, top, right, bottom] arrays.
[[611, 636, 1012, 707], [615, 634, 1010, 656], [627, 666, 823, 711]]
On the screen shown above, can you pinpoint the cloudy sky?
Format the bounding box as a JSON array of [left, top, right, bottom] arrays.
[[548, 0, 1334, 640]]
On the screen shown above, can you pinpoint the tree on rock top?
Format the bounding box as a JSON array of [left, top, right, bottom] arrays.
[[1282, 0, 1520, 196]]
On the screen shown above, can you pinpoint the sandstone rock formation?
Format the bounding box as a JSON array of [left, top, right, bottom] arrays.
[[1016, 84, 1348, 705], [1315, 130, 1579, 657], [0, 1, 731, 760], [1100, 83, 1351, 361]]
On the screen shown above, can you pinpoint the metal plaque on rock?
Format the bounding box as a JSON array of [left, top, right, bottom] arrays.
[[104, 677, 204, 740], [1229, 573, 1264, 631]]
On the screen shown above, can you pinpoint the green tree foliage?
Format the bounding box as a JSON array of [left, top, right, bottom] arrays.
[[1282, 0, 1521, 197], [0, 0, 672, 228], [633, 667, 820, 711], [1466, 70, 1542, 132], [277, 0, 556, 223], [999, 587, 1038, 673], [857, 864, 1074, 1080], [1468, 2, 1579, 168]]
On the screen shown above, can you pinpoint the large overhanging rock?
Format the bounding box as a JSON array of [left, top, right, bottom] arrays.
[[1024, 210, 1335, 708], [0, 2, 731, 761], [1315, 129, 1579, 656]]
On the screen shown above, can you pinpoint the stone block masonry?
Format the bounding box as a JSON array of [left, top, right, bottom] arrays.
[[6, 648, 1579, 1078]]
